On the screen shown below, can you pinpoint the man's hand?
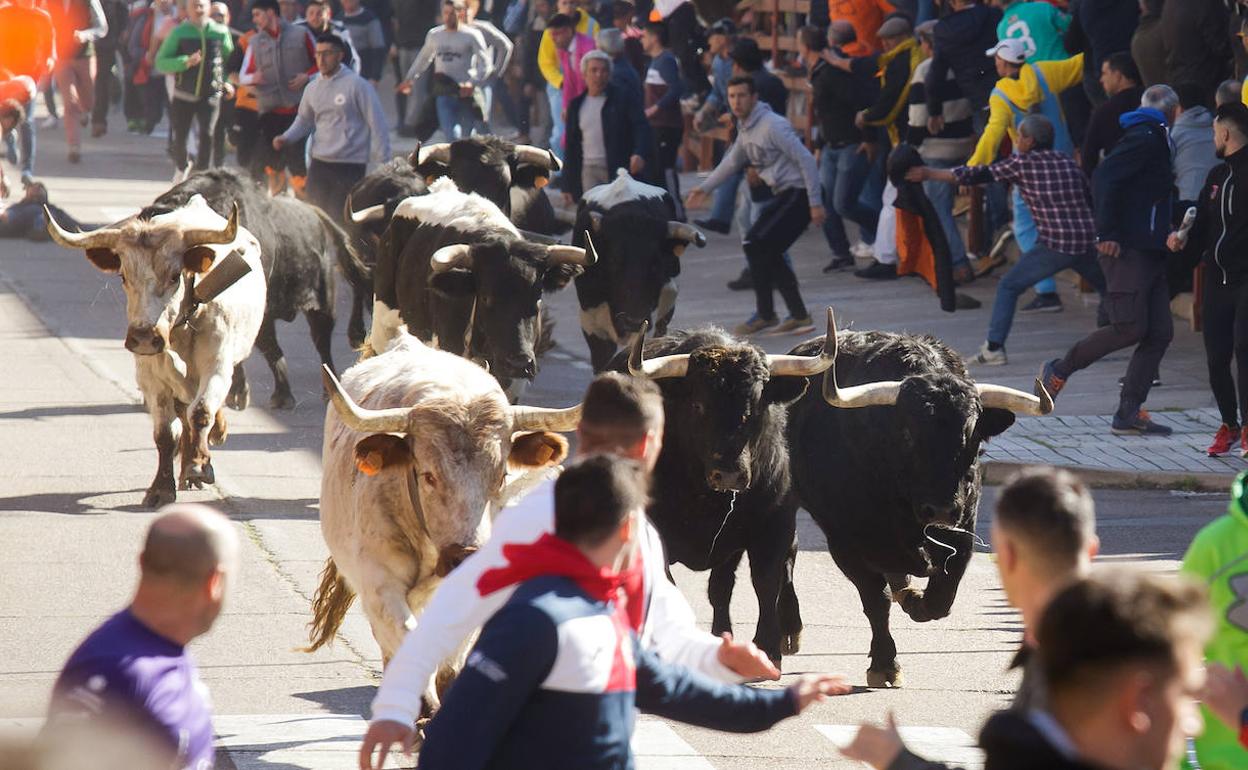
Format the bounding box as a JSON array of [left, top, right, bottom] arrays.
[[288, 72, 310, 90], [561, 192, 575, 207], [904, 166, 928, 183], [718, 111, 733, 127], [1166, 232, 1185, 252], [810, 205, 826, 226], [788, 673, 853, 711], [854, 110, 866, 129], [685, 188, 709, 210], [359, 719, 415, 770], [716, 632, 780, 681], [0, 173, 9, 200], [1203, 663, 1248, 731], [459, 82, 474, 97], [645, 105, 658, 119], [839, 712, 905, 770], [223, 82, 236, 99], [628, 154, 645, 175], [745, 166, 762, 187], [388, 44, 398, 60], [272, 136, 286, 151], [857, 141, 876, 162], [396, 79, 413, 94], [1096, 240, 1121, 258], [926, 115, 944, 135], [185, 50, 203, 68]]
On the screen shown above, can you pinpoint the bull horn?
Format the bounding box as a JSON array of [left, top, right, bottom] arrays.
[[430, 243, 473, 273], [977, 378, 1054, 416], [766, 308, 838, 377], [320, 364, 411, 433], [820, 310, 904, 408], [545, 233, 597, 267], [628, 320, 690, 379], [510, 403, 583, 432], [44, 206, 122, 250], [182, 203, 239, 247], [587, 211, 603, 232], [350, 203, 387, 224], [417, 142, 451, 167], [513, 144, 562, 172], [668, 221, 707, 247]]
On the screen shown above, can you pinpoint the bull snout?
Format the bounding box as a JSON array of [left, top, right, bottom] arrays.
[[707, 466, 749, 492], [124, 325, 165, 355], [497, 354, 536, 380], [918, 502, 959, 525], [434, 544, 479, 577]]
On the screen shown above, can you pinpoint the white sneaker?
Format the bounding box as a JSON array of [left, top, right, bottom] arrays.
[[851, 241, 874, 259], [39, 115, 59, 129], [965, 342, 1007, 366]]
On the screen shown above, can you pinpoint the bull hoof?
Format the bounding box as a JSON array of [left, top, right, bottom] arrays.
[[182, 462, 216, 488], [866, 665, 903, 689], [780, 631, 802, 656], [209, 411, 228, 446], [348, 326, 366, 350], [226, 384, 250, 411], [894, 587, 933, 622], [269, 391, 297, 410], [141, 486, 176, 509]]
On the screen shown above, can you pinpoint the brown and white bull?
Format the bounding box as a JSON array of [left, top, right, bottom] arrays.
[[306, 330, 580, 696], [46, 195, 267, 508]]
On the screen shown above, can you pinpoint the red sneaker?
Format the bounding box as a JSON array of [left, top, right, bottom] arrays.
[[1209, 424, 1237, 456]]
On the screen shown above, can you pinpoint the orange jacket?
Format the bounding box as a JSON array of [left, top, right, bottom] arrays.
[[829, 0, 896, 57]]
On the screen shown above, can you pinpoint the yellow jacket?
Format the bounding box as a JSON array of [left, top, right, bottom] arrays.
[[538, 13, 599, 89], [967, 52, 1083, 166]]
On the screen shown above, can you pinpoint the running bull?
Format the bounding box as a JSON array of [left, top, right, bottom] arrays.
[[307, 330, 581, 703], [616, 310, 896, 663], [353, 178, 593, 399], [573, 172, 707, 372], [786, 326, 1053, 687], [46, 196, 266, 508]]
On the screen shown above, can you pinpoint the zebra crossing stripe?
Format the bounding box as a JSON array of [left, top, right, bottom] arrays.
[[815, 724, 983, 769]]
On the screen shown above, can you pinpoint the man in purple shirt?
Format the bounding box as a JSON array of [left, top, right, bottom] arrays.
[[44, 504, 239, 770], [907, 113, 1106, 367]]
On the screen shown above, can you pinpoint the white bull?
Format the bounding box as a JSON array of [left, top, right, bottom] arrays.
[[46, 195, 266, 508], [308, 330, 580, 704]]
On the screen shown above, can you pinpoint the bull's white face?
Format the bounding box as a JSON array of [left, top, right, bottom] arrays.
[[407, 423, 508, 552]]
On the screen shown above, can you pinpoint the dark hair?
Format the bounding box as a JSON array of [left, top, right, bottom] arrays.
[[250, 0, 280, 13], [0, 98, 26, 126], [554, 455, 649, 546], [729, 37, 764, 71], [798, 25, 826, 53], [726, 74, 756, 93], [643, 19, 668, 46], [1217, 79, 1244, 108], [1216, 101, 1248, 141], [1038, 571, 1211, 702], [315, 32, 347, 51], [547, 12, 575, 28], [1102, 51, 1140, 85], [611, 0, 634, 19], [1174, 82, 1206, 111], [580, 372, 664, 449], [995, 466, 1094, 571]]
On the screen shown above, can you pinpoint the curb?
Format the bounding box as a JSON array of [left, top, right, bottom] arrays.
[[982, 460, 1237, 492]]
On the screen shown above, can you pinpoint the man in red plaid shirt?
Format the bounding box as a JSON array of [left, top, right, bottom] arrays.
[[906, 113, 1106, 367]]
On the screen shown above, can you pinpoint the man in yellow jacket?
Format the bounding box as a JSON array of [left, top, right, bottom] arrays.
[[538, 0, 598, 157], [969, 37, 1082, 313]]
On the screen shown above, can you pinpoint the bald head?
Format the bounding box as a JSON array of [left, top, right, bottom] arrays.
[[140, 504, 238, 587]]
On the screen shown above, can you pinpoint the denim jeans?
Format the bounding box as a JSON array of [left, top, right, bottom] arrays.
[[922, 158, 967, 267], [710, 169, 743, 224], [986, 243, 1106, 346], [546, 82, 564, 160], [1013, 183, 1057, 295], [819, 144, 878, 255], [435, 94, 470, 140]]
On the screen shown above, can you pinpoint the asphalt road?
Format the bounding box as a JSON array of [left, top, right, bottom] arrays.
[[0, 123, 1229, 769]]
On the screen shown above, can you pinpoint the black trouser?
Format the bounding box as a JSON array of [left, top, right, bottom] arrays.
[[743, 187, 810, 321], [213, 96, 234, 167], [650, 125, 684, 220], [307, 159, 367, 225], [259, 111, 307, 176], [233, 106, 262, 180], [92, 40, 120, 128], [1055, 248, 1173, 418], [169, 97, 221, 172], [140, 78, 167, 133], [1203, 271, 1248, 427]]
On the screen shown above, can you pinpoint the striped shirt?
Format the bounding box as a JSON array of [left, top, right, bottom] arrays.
[[954, 149, 1096, 255]]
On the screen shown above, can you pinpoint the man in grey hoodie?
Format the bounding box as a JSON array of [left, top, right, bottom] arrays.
[[686, 75, 825, 336], [1172, 82, 1218, 204]]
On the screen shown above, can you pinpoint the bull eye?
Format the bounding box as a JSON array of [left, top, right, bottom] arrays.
[[692, 402, 705, 416], [421, 471, 438, 489]]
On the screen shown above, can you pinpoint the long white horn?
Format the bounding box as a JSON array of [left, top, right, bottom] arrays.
[[44, 206, 122, 249], [321, 365, 412, 433], [977, 379, 1055, 416], [513, 144, 562, 172], [182, 203, 239, 247], [510, 403, 583, 432], [430, 243, 473, 273], [668, 221, 707, 247], [417, 142, 452, 166], [350, 203, 386, 224], [628, 321, 690, 379], [545, 233, 597, 267], [820, 311, 904, 408], [766, 308, 838, 377]]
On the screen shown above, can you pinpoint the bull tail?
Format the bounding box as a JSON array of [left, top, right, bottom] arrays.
[[314, 208, 372, 292], [303, 557, 357, 653]]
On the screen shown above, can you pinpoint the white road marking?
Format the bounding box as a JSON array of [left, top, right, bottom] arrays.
[[816, 724, 983, 769]]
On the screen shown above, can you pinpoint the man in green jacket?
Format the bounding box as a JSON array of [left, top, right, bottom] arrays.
[[156, 0, 234, 179]]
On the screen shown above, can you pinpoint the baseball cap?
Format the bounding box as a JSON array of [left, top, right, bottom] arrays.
[[708, 18, 736, 37], [986, 37, 1028, 64]]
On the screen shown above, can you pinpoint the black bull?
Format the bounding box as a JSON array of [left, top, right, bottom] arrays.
[[785, 329, 1053, 687]]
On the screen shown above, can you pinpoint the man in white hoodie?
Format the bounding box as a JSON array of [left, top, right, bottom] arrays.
[[358, 372, 785, 770]]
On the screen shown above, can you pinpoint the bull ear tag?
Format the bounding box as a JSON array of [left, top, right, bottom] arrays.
[[671, 243, 687, 257], [534, 176, 549, 189]]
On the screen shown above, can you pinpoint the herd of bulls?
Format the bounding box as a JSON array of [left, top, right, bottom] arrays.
[[45, 135, 1055, 691]]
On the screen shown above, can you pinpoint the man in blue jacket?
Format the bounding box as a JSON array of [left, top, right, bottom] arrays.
[[416, 455, 848, 770], [561, 50, 650, 203], [1040, 84, 1178, 436]]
